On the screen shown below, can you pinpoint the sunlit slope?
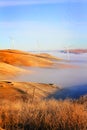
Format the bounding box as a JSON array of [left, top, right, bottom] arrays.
[[0, 49, 55, 67], [0, 81, 58, 101], [0, 62, 27, 79], [36, 53, 61, 60]]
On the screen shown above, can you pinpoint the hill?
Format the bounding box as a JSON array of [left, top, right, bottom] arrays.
[[0, 49, 55, 67], [0, 62, 27, 79], [0, 49, 78, 78], [62, 49, 87, 54], [0, 81, 58, 101]]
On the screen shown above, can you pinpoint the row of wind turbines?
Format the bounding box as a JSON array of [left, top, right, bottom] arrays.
[[9, 37, 71, 61]]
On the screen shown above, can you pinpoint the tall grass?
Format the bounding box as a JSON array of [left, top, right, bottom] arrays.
[[0, 99, 87, 130]]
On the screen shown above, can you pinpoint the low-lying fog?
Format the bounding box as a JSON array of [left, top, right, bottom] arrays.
[[11, 52, 87, 99], [14, 52, 87, 86]]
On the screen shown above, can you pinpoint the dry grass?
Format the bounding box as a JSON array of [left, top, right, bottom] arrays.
[[0, 62, 27, 79], [36, 53, 60, 60], [0, 81, 58, 101], [0, 81, 87, 130], [0, 99, 87, 130], [0, 49, 53, 67], [0, 49, 77, 69]]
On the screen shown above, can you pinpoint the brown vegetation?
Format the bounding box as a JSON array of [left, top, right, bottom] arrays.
[[37, 53, 60, 60], [0, 99, 87, 130], [0, 81, 87, 130], [0, 49, 76, 70], [0, 49, 53, 67], [0, 49, 85, 130], [0, 62, 27, 79], [0, 81, 58, 101], [0, 49, 77, 79]]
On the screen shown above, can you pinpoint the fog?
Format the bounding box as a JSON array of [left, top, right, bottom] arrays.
[[14, 53, 87, 87], [12, 52, 87, 99]]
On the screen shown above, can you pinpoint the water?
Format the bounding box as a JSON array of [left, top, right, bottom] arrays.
[[13, 52, 87, 99]]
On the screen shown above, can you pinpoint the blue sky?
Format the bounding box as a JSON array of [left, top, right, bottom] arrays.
[[0, 0, 87, 50]]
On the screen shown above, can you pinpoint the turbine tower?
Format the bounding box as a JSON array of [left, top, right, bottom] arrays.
[[64, 46, 70, 61], [66, 47, 70, 61], [37, 40, 40, 53], [9, 37, 14, 49]]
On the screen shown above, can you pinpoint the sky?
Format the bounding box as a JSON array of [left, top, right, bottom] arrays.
[[0, 0, 87, 50]]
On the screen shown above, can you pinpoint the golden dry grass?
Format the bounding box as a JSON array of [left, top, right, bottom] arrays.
[[0, 49, 53, 67], [0, 99, 87, 130], [0, 62, 27, 79], [36, 53, 60, 60], [0, 49, 77, 79], [0, 81, 58, 101], [0, 49, 77, 69], [0, 81, 87, 130]]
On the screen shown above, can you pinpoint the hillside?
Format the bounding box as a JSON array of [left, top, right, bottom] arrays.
[[0, 49, 78, 78], [0, 49, 54, 67], [0, 62, 27, 79], [62, 49, 87, 54], [0, 81, 58, 101], [0, 81, 87, 130]]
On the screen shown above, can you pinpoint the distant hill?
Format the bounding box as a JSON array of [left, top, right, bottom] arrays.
[[61, 49, 87, 54], [0, 49, 55, 67], [0, 49, 77, 78]]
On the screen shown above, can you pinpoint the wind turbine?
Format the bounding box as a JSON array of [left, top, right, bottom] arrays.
[[37, 40, 40, 54], [66, 46, 70, 61], [64, 46, 70, 61], [9, 37, 14, 49]]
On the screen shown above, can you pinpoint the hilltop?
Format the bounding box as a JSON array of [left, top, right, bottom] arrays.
[[62, 49, 87, 54], [0, 62, 28, 79], [0, 81, 58, 101], [0, 49, 77, 78], [0, 49, 56, 67]]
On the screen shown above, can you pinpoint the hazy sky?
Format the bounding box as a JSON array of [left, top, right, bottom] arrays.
[[0, 0, 87, 50]]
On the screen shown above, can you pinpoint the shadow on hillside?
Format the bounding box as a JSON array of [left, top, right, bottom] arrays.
[[14, 88, 27, 94], [47, 84, 87, 100]]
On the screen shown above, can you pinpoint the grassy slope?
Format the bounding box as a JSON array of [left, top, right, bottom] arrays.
[[0, 62, 27, 78], [0, 49, 57, 78], [0, 99, 87, 130], [0, 49, 54, 67], [0, 81, 87, 130], [0, 81, 58, 101], [0, 49, 77, 77], [0, 49, 86, 130]]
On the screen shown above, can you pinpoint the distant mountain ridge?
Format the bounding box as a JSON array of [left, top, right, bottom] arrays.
[[60, 49, 87, 54]]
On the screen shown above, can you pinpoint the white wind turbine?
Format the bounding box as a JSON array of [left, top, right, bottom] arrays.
[[64, 46, 71, 61], [66, 46, 70, 61], [37, 40, 40, 54], [9, 37, 14, 49]]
